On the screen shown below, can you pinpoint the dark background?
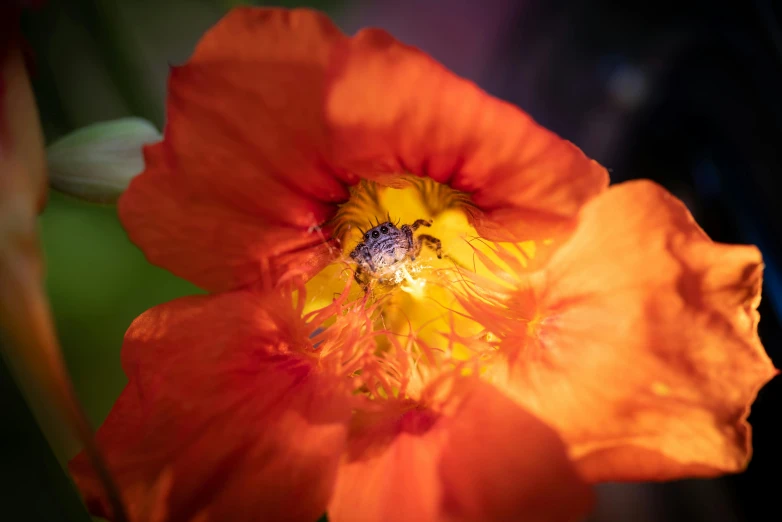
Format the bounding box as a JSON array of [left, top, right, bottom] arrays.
[[2, 1, 780, 521]]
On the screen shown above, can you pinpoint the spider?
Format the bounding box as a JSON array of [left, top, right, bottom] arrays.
[[349, 218, 443, 289]]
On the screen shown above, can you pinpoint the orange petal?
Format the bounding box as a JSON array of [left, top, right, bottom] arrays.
[[497, 180, 778, 481], [118, 8, 349, 292], [120, 143, 338, 292], [328, 380, 591, 522], [165, 8, 349, 209], [439, 382, 593, 522], [69, 291, 351, 522], [326, 28, 608, 242], [328, 401, 443, 522]]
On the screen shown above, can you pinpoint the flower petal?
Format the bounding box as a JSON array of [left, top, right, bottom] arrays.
[[438, 382, 593, 522], [326, 28, 608, 242], [120, 144, 338, 292], [496, 180, 778, 481], [328, 402, 443, 522], [118, 8, 349, 291], [328, 380, 591, 522], [69, 291, 351, 522]]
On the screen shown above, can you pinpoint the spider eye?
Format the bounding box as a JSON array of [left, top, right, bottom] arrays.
[[372, 230, 380, 239], [380, 226, 388, 234], [365, 233, 370, 239]]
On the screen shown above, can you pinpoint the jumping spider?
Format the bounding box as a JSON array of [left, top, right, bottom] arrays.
[[349, 218, 443, 289]]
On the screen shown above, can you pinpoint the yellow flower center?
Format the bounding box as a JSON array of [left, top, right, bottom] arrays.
[[303, 178, 540, 387]]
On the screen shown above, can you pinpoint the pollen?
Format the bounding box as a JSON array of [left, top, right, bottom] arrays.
[[398, 265, 427, 298]]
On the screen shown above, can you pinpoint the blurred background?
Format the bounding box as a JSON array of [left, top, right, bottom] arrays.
[[2, 0, 780, 520]]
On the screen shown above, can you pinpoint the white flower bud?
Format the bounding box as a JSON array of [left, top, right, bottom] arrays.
[[46, 117, 161, 203]]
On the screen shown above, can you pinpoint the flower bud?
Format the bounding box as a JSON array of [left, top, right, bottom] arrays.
[[47, 117, 160, 204]]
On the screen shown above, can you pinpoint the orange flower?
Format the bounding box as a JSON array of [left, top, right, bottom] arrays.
[[69, 7, 776, 522]]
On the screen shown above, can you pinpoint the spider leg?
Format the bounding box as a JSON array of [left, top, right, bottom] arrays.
[[409, 218, 432, 232], [402, 225, 416, 255], [353, 265, 370, 292], [416, 234, 443, 259], [403, 220, 433, 261]]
